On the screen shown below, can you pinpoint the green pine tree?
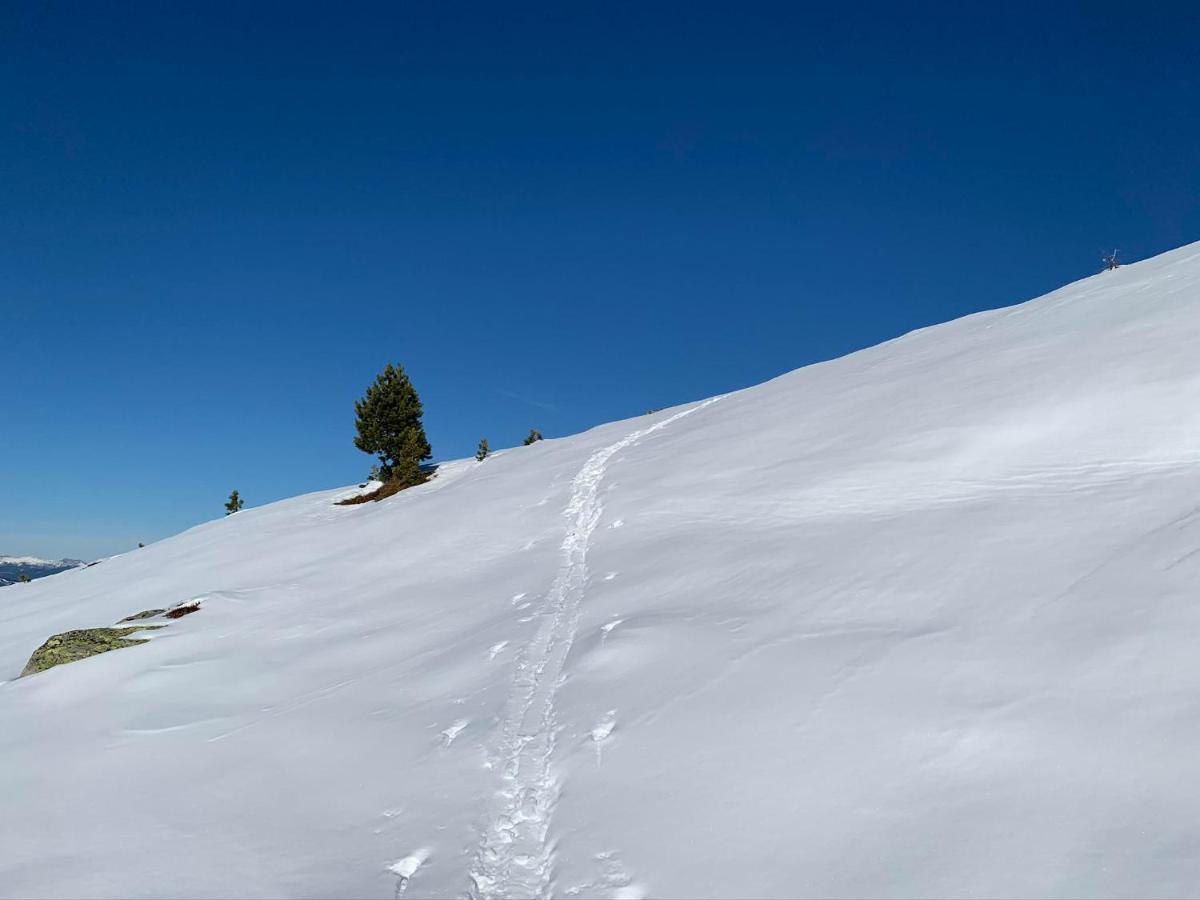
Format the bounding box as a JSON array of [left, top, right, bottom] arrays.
[[476, 438, 490, 461], [353, 363, 432, 486], [224, 490, 243, 515], [18, 574, 31, 583], [523, 429, 543, 446]]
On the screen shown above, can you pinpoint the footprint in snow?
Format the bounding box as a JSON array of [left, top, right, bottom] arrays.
[[609, 519, 624, 529], [590, 711, 617, 766], [488, 641, 509, 660], [441, 719, 469, 747], [510, 592, 527, 605], [603, 572, 618, 581], [387, 848, 430, 897], [599, 618, 625, 646], [591, 712, 617, 742]]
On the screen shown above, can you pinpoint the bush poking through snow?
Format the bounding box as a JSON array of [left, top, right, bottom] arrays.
[[523, 429, 543, 446], [476, 438, 490, 461], [335, 468, 435, 505], [225, 490, 243, 515]]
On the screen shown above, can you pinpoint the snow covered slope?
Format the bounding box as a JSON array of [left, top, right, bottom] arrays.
[[4, 243, 1200, 898]]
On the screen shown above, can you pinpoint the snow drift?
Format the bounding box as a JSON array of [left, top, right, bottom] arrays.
[[4, 242, 1200, 898]]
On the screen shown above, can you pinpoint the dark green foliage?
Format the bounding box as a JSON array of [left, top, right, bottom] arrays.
[[225, 490, 243, 515], [354, 363, 432, 486], [18, 574, 31, 583], [476, 438, 490, 461], [523, 429, 543, 446]]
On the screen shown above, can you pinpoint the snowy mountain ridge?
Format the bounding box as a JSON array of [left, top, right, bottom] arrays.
[[3, 241, 1200, 898], [0, 556, 87, 587], [0, 556, 60, 567]]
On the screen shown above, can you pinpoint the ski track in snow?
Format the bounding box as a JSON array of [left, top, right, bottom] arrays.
[[468, 399, 720, 899]]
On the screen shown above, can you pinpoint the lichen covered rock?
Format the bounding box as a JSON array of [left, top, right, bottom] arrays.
[[117, 608, 166, 622], [19, 625, 164, 677]]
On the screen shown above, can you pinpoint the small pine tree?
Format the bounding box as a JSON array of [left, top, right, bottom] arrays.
[[225, 490, 244, 515], [18, 573, 31, 583], [523, 429, 543, 446], [476, 438, 490, 461], [354, 363, 432, 487]]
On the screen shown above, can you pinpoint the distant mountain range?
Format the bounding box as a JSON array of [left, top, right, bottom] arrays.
[[0, 556, 88, 587]]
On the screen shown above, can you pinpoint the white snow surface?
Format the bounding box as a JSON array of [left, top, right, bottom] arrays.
[[5, 243, 1200, 898]]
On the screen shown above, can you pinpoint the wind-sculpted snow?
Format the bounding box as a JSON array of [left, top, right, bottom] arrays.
[[4, 242, 1200, 898]]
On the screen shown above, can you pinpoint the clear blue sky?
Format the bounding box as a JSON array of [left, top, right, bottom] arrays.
[[3, 2, 1198, 560]]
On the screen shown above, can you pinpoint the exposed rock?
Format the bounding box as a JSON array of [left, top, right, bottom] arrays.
[[20, 626, 164, 677], [117, 608, 166, 622]]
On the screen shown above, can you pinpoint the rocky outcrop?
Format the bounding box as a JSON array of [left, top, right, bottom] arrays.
[[20, 625, 165, 677], [19, 598, 203, 676]]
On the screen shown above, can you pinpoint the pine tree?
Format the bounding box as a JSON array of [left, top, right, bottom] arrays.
[[523, 429, 543, 446], [225, 490, 243, 515], [18, 574, 31, 583], [476, 438, 490, 461], [353, 363, 432, 486]]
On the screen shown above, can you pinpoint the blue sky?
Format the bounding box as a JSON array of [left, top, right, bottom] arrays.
[[3, 2, 1198, 559]]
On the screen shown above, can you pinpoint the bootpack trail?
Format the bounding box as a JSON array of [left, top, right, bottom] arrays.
[[467, 398, 722, 900]]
